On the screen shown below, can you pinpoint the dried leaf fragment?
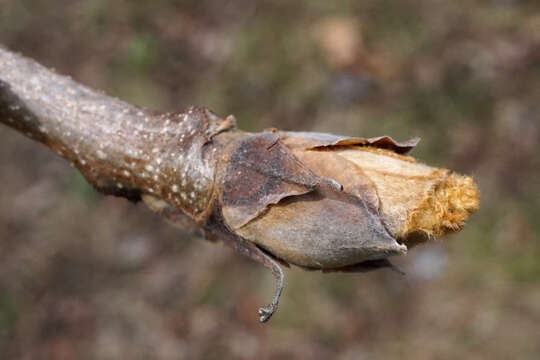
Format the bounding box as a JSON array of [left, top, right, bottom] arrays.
[[221, 132, 320, 229]]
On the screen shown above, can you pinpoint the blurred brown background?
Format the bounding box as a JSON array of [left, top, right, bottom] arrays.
[[1, 1, 540, 359]]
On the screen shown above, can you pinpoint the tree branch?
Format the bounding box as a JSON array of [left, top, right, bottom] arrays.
[[0, 45, 235, 214], [0, 45, 479, 322]]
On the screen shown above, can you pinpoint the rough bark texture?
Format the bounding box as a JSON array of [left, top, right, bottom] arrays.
[[0, 46, 230, 216], [0, 45, 479, 322]]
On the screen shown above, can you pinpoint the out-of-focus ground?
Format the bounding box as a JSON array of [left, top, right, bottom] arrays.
[[1, 1, 540, 359]]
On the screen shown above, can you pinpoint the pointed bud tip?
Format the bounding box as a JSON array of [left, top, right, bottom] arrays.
[[402, 172, 479, 244]]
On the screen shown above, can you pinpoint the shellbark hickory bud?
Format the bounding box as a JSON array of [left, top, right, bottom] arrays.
[[0, 46, 479, 324], [218, 131, 478, 321]]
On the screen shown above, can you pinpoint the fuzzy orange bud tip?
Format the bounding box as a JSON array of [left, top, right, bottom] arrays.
[[404, 172, 479, 243]]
